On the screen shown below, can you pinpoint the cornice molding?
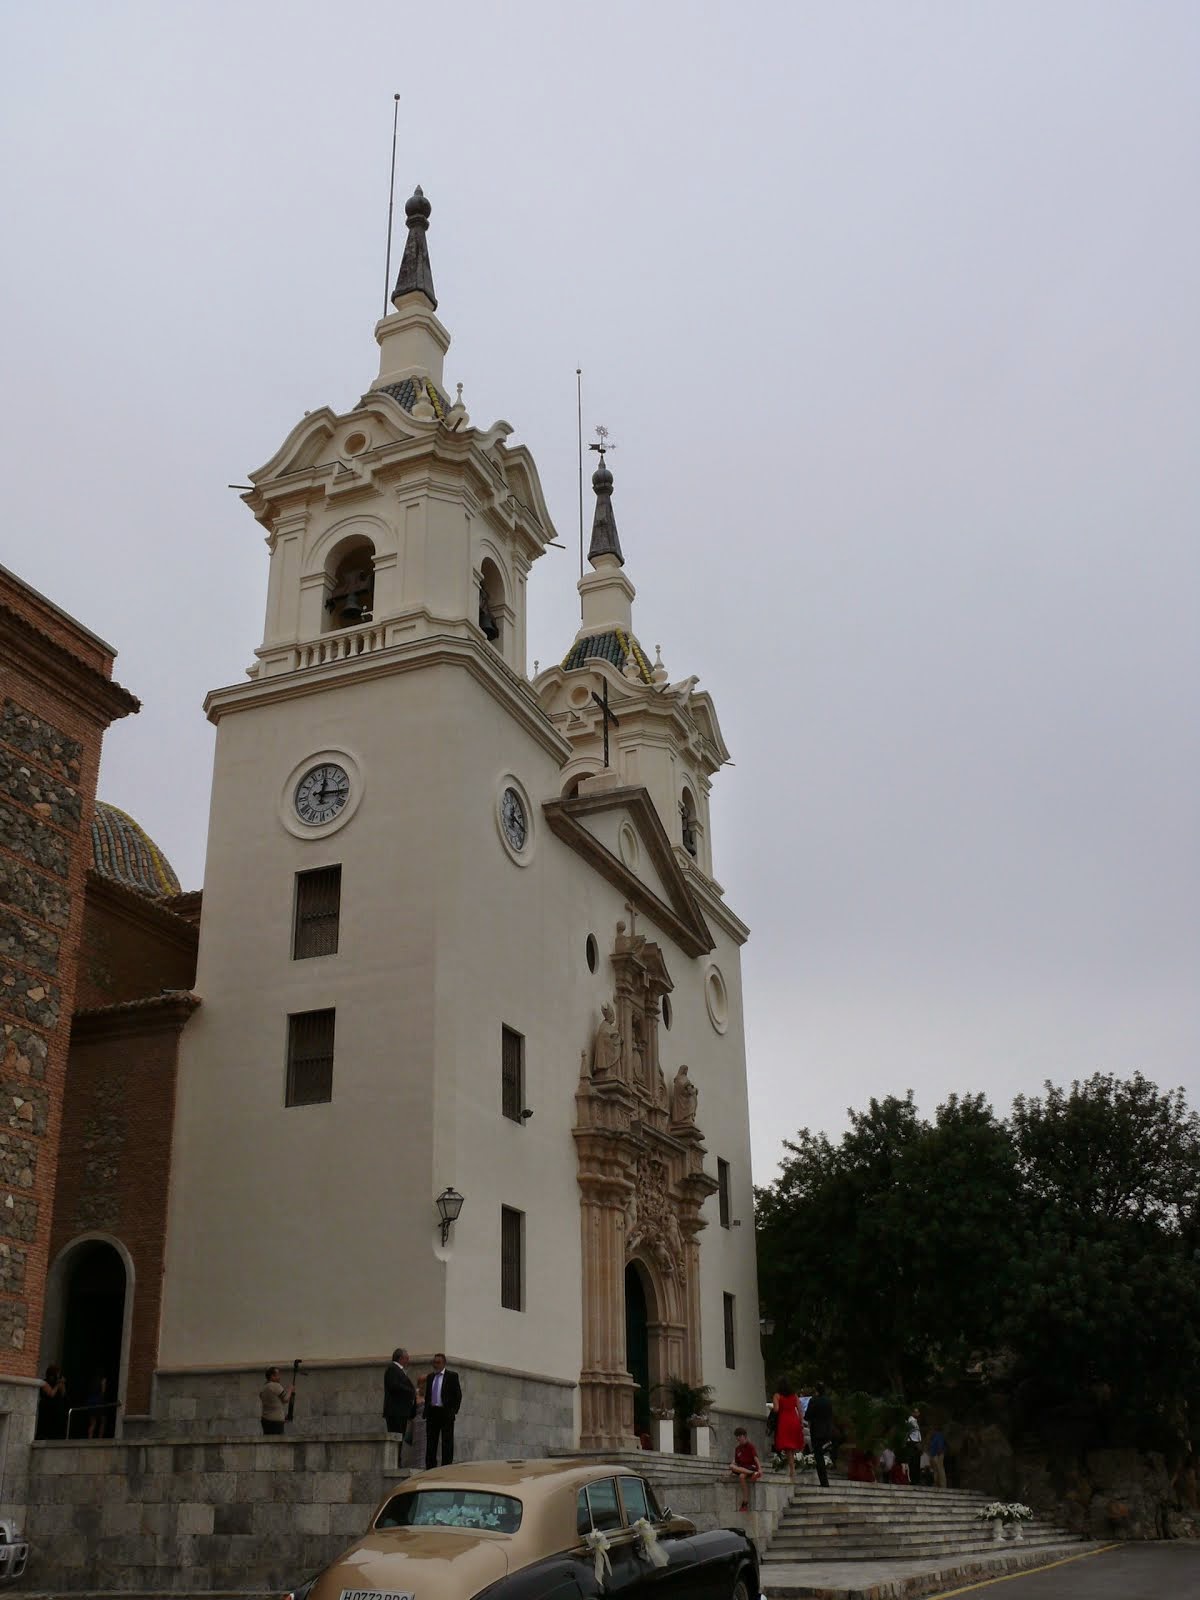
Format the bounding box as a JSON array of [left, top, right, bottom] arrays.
[[543, 785, 715, 959], [71, 992, 200, 1043], [0, 608, 139, 729], [85, 870, 200, 949], [206, 632, 572, 764]]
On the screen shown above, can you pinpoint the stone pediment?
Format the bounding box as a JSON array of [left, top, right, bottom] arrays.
[[542, 786, 714, 958]]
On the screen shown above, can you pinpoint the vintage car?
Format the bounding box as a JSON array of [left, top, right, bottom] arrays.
[[287, 1459, 759, 1600]]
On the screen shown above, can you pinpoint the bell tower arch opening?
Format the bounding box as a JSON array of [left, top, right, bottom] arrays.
[[323, 536, 376, 631], [478, 556, 507, 652]]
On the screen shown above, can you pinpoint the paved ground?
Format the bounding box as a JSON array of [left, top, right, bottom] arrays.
[[761, 1540, 1200, 1600], [927, 1540, 1200, 1597]]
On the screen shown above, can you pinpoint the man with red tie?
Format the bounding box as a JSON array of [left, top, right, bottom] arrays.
[[422, 1352, 463, 1468]]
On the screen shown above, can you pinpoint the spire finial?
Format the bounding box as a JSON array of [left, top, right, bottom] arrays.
[[391, 184, 438, 309], [586, 425, 624, 567]]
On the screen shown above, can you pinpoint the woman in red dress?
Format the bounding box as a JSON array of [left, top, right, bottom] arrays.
[[771, 1377, 805, 1481]]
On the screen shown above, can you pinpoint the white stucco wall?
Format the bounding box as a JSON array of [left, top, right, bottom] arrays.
[[159, 651, 763, 1420]]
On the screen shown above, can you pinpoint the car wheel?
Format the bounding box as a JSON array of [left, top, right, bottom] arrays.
[[730, 1577, 752, 1600]]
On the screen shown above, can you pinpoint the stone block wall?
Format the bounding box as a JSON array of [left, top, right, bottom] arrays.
[[25, 1434, 401, 1592], [143, 1358, 576, 1459], [25, 1436, 783, 1593]]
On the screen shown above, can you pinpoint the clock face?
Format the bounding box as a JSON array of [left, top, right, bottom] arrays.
[[500, 786, 528, 851], [294, 763, 351, 826]]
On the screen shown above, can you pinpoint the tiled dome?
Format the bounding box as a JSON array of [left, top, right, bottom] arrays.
[[91, 802, 181, 899]]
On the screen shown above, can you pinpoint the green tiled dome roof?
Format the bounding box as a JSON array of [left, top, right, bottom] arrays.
[[562, 629, 654, 685], [91, 802, 181, 899]]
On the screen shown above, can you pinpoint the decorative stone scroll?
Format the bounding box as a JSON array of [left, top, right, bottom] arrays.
[[574, 918, 718, 1451]]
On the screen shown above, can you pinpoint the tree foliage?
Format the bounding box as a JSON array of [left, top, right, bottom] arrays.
[[755, 1072, 1200, 1440]]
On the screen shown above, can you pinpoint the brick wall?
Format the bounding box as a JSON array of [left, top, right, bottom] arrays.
[[75, 876, 198, 1011], [55, 994, 198, 1412], [0, 566, 137, 1381]]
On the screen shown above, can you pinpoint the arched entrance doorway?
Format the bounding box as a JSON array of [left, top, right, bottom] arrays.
[[43, 1239, 128, 1437], [624, 1262, 651, 1436]]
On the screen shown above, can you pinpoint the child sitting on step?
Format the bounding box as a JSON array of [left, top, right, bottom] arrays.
[[729, 1427, 763, 1511]]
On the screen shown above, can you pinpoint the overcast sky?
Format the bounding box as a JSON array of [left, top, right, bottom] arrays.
[[2, 2, 1196, 1183]]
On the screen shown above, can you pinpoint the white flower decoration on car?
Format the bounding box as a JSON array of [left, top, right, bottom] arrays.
[[584, 1528, 612, 1588], [633, 1517, 669, 1568]]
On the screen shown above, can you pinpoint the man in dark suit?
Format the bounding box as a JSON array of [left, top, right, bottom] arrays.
[[422, 1352, 462, 1468], [805, 1382, 835, 1489], [383, 1347, 417, 1469]]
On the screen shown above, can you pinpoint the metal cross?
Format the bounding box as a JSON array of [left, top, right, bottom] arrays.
[[590, 676, 621, 768]]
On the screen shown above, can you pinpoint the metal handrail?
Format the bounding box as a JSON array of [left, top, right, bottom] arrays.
[[64, 1399, 121, 1437]]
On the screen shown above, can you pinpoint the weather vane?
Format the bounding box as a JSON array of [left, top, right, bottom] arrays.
[[588, 424, 617, 466]]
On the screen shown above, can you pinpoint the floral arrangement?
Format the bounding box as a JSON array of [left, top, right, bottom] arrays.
[[772, 1451, 817, 1473], [411, 1504, 505, 1529], [977, 1502, 1034, 1522]]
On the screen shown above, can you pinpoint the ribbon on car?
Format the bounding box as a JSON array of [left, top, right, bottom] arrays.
[[584, 1528, 612, 1589], [633, 1517, 670, 1569]]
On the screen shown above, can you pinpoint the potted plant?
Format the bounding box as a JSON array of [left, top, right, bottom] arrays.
[[655, 1377, 715, 1455]]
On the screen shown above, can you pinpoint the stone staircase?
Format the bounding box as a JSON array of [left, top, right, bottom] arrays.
[[763, 1481, 1083, 1563]]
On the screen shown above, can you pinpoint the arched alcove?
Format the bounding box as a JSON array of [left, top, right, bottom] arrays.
[[478, 558, 505, 649], [679, 786, 699, 859], [323, 537, 376, 631], [41, 1236, 132, 1438]]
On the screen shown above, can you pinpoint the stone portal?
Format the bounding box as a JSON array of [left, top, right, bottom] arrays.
[[575, 919, 717, 1451]]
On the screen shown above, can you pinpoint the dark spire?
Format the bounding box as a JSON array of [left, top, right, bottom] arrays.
[[391, 185, 437, 310], [587, 455, 624, 567]]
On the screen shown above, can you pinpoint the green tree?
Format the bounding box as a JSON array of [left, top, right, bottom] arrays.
[[756, 1091, 1021, 1398], [1006, 1073, 1200, 1430]]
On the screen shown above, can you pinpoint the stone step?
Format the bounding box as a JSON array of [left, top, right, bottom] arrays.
[[763, 1535, 1086, 1562], [774, 1518, 1067, 1538]]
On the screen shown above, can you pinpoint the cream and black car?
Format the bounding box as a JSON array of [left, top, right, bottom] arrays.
[[287, 1459, 759, 1600]]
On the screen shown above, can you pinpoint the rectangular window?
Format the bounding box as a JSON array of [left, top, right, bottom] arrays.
[[501, 1206, 524, 1311], [723, 1292, 736, 1369], [293, 865, 341, 959], [286, 1008, 335, 1105], [501, 1025, 524, 1122], [717, 1158, 732, 1228]]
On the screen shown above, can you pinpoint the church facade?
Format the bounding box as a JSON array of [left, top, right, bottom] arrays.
[[8, 187, 765, 1463]]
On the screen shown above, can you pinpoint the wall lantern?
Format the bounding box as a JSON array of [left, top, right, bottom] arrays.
[[436, 1186, 465, 1246], [759, 1315, 775, 1339]]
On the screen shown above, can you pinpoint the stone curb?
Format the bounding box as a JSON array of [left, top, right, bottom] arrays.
[[760, 1540, 1111, 1598]]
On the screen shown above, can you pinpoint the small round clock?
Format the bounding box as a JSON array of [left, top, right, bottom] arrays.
[[294, 763, 350, 826], [500, 786, 528, 851]]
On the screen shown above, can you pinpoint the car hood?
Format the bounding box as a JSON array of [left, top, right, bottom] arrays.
[[309, 1528, 509, 1600]]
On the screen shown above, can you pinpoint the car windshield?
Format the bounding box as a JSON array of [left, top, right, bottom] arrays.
[[376, 1490, 523, 1533]]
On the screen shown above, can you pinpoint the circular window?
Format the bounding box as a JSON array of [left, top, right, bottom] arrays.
[[586, 934, 598, 973], [344, 430, 368, 455], [704, 964, 729, 1035], [661, 994, 673, 1030]]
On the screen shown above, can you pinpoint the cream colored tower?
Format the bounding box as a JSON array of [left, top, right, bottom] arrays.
[[157, 190, 764, 1451]]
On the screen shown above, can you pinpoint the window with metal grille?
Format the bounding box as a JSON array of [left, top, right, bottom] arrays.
[[501, 1026, 524, 1122], [286, 1009, 335, 1105], [723, 1292, 736, 1369], [717, 1158, 731, 1228], [293, 866, 342, 959], [501, 1206, 524, 1311]]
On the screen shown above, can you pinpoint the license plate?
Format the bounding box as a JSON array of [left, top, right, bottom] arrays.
[[340, 1592, 414, 1600]]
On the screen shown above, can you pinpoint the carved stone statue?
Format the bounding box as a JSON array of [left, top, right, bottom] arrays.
[[592, 1003, 623, 1078], [670, 1064, 698, 1125]]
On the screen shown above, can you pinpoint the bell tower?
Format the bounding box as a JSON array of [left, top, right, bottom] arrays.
[[246, 186, 556, 684]]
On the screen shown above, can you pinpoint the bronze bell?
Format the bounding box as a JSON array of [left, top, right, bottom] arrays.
[[340, 590, 365, 623]]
